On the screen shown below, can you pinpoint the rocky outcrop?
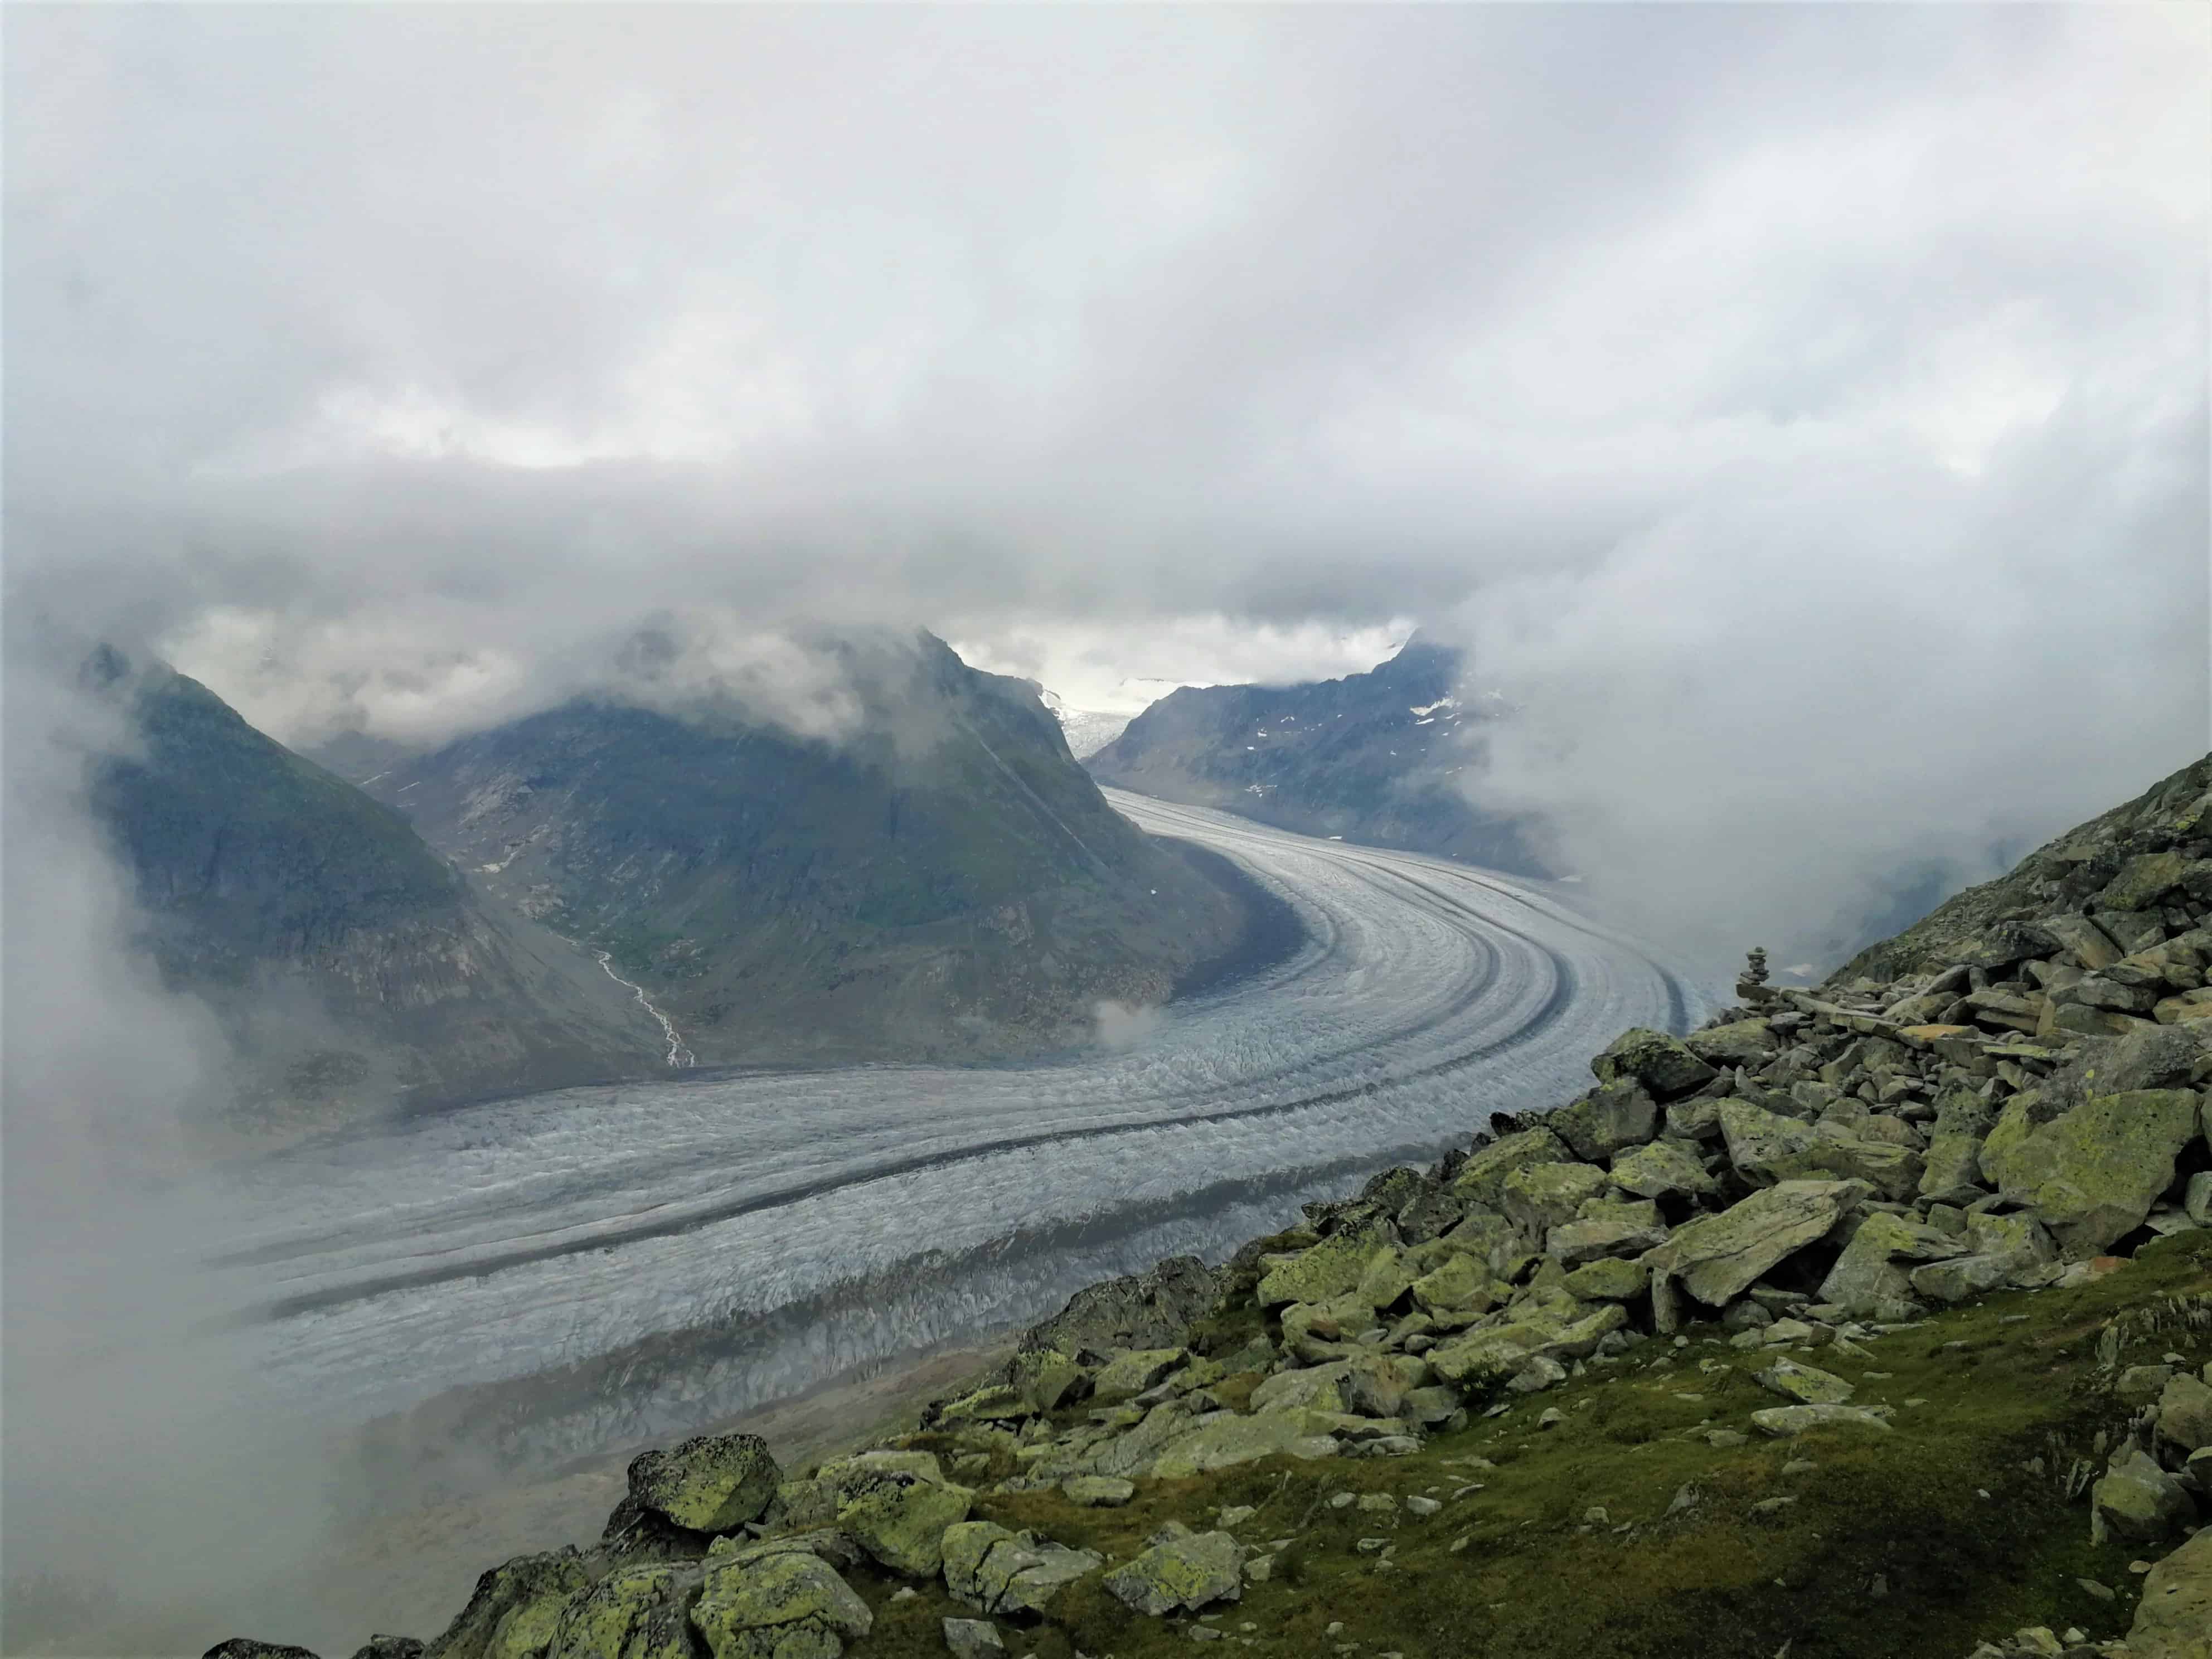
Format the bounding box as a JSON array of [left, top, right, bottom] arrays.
[[1017, 1257, 1221, 1357], [348, 630, 1250, 1066]]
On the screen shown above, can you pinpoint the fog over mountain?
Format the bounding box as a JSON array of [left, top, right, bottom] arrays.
[[3, 7, 2207, 1651], [11, 5, 2204, 976]]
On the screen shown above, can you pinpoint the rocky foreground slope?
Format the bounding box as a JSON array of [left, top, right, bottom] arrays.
[[213, 754, 2212, 1659]]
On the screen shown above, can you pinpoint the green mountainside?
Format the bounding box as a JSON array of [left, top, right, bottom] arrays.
[[85, 652, 662, 1122], [212, 753, 2212, 1659], [1086, 638, 1548, 877], [342, 632, 1248, 1064]]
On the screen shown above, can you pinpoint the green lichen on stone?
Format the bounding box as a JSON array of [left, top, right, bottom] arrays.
[[1986, 1089, 2201, 1255], [627, 1433, 780, 1535], [689, 1551, 871, 1659], [835, 1471, 972, 1576]]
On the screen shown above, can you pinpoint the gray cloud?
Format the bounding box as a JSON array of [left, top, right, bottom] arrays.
[[4, 7, 2205, 918]]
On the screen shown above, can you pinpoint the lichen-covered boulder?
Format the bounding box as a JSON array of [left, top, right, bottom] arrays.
[[1020, 1255, 1220, 1356], [1647, 1180, 1862, 1309], [627, 1434, 781, 1535], [206, 1643, 321, 1659], [940, 1619, 1006, 1659], [1068, 1400, 1199, 1481], [1410, 1251, 1500, 1316], [1280, 1294, 1366, 1362], [1983, 1088, 2202, 1255], [1719, 1101, 1818, 1184], [1427, 1297, 1627, 1388], [942, 1522, 1103, 1617], [1685, 1019, 1781, 1069], [1720, 1103, 1925, 1201], [1090, 1347, 1187, 1402], [1593, 1028, 1719, 1099], [1548, 1200, 1668, 1268], [1501, 1161, 1612, 1237], [1546, 1079, 1660, 1163], [2092, 1447, 2194, 1545], [2126, 1526, 2212, 1659], [1910, 1211, 2057, 1303], [545, 1565, 695, 1659], [1451, 1128, 1575, 1210], [1008, 1350, 1088, 1413], [1749, 1404, 1893, 1438], [690, 1551, 871, 1659], [428, 1549, 593, 1659], [1755, 1359, 1854, 1406], [1255, 1225, 1393, 1308], [1608, 1139, 1718, 1203], [1250, 1361, 1350, 1414], [1148, 1411, 1340, 1478], [1354, 1244, 1417, 1309], [1563, 1255, 1649, 1302], [2156, 1372, 2212, 1454], [834, 1469, 971, 1578], [1817, 1211, 1967, 1316], [1101, 1522, 1244, 1616]]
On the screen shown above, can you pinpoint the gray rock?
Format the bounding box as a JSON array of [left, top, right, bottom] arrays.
[[627, 1434, 782, 1535], [1593, 1029, 1720, 1100], [2092, 1447, 2193, 1545], [1756, 1359, 1855, 1405], [941, 1619, 1005, 1659], [942, 1523, 1104, 1617], [1022, 1256, 1221, 1356], [1818, 1212, 1966, 1315], [691, 1550, 873, 1659], [1686, 1020, 1782, 1069], [1102, 1523, 1244, 1616], [1452, 1128, 1576, 1210], [1061, 1475, 1136, 1507], [427, 1549, 592, 1659], [1608, 1140, 1719, 1204], [1749, 1404, 1894, 1438], [1647, 1180, 1865, 1309], [2123, 1526, 2212, 1659], [1547, 1079, 1660, 1163], [2155, 1372, 2212, 1453], [1500, 1161, 1612, 1237], [1982, 1086, 2201, 1254]]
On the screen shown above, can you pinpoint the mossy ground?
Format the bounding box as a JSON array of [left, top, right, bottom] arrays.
[[842, 1232, 2212, 1659]]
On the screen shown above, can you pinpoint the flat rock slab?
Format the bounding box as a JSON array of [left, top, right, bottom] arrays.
[[1750, 1404, 1894, 1438]]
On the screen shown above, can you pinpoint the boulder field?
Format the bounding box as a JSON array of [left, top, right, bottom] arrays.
[[211, 756, 2212, 1659]]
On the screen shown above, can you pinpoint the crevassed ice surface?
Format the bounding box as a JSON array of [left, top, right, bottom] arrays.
[[197, 791, 1709, 1465]]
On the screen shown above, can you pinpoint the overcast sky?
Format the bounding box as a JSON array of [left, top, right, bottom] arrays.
[[7, 2, 2208, 957]]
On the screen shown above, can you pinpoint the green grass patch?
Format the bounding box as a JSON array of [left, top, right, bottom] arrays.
[[908, 1231, 2212, 1658]]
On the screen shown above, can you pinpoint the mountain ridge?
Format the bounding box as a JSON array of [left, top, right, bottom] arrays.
[[1086, 636, 1549, 878], [81, 651, 666, 1126], [340, 631, 1251, 1066]]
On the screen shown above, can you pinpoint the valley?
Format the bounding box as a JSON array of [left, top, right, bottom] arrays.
[[186, 794, 1698, 1517]]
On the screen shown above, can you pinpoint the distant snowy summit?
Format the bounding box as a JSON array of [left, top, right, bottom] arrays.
[[1038, 679, 1216, 760]]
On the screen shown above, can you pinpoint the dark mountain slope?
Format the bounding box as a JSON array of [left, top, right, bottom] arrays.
[[1831, 748, 2212, 987], [85, 652, 662, 1121], [352, 632, 1247, 1064], [1086, 636, 1548, 876]]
